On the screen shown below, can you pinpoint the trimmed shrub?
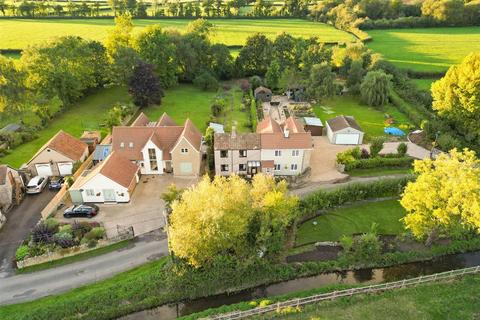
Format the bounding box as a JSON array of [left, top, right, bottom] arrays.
[[58, 224, 73, 235], [344, 156, 414, 171], [44, 218, 60, 233], [369, 137, 385, 157], [336, 147, 361, 165], [15, 245, 29, 261], [72, 221, 93, 239], [299, 176, 413, 218], [340, 233, 383, 265], [54, 233, 76, 249], [397, 142, 408, 156], [84, 227, 106, 240], [193, 72, 219, 91]]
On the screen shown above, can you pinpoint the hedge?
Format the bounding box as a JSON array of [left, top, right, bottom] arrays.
[[389, 89, 431, 126], [298, 176, 414, 219], [344, 156, 414, 171]]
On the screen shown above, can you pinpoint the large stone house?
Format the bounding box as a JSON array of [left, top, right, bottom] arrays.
[[214, 116, 312, 177], [111, 113, 203, 177], [0, 165, 25, 212], [26, 130, 89, 177]]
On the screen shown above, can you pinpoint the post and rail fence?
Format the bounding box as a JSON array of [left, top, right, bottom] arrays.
[[203, 266, 480, 320]]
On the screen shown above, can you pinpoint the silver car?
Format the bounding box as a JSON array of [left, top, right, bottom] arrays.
[[26, 176, 49, 194]]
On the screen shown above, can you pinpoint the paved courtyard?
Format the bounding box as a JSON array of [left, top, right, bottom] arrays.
[[57, 175, 198, 238], [309, 136, 349, 183]]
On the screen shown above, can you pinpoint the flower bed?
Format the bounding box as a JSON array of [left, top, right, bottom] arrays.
[[15, 218, 107, 267]]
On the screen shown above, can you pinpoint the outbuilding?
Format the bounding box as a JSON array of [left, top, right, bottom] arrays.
[[326, 115, 364, 145], [254, 86, 272, 102], [303, 117, 324, 136]]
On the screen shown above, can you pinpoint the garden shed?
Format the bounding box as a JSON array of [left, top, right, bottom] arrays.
[[303, 117, 324, 136], [326, 115, 364, 145], [254, 86, 272, 102]]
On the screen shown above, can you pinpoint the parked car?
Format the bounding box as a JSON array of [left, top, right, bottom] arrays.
[[49, 176, 65, 190], [63, 204, 99, 218], [26, 176, 49, 194]]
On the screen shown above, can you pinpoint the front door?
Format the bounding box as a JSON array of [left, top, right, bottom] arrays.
[[103, 189, 116, 202]]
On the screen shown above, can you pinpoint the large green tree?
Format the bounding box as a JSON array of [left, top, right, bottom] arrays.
[[431, 53, 480, 144], [360, 70, 392, 107], [0, 56, 28, 112], [128, 61, 163, 107], [421, 0, 464, 24], [306, 62, 336, 101], [134, 25, 178, 88], [235, 33, 273, 76], [168, 174, 298, 268]]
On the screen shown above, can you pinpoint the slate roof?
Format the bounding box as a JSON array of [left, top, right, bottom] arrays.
[[214, 133, 261, 150], [0, 123, 21, 133], [327, 116, 363, 132], [254, 86, 272, 96]]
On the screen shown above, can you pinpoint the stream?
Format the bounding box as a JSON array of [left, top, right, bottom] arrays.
[[121, 250, 480, 320]]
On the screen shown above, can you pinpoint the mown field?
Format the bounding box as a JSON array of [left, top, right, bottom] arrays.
[[367, 27, 480, 72], [0, 18, 354, 50], [314, 95, 412, 139], [295, 199, 405, 246], [263, 274, 480, 320]]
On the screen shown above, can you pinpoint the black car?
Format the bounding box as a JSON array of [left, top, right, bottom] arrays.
[[49, 176, 65, 190], [63, 204, 99, 218]]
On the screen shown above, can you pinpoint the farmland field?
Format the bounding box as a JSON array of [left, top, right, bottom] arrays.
[[0, 18, 354, 50], [367, 27, 480, 72], [412, 78, 436, 91]]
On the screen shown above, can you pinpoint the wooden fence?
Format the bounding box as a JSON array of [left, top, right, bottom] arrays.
[[204, 266, 480, 320]]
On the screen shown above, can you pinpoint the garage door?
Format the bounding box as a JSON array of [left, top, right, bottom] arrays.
[[180, 162, 192, 174], [58, 162, 73, 176], [335, 133, 360, 145], [35, 164, 53, 176]]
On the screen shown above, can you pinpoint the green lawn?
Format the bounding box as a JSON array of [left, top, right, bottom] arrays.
[[143, 84, 250, 133], [367, 27, 480, 72], [314, 95, 412, 139], [411, 78, 437, 91], [0, 18, 354, 50], [260, 275, 480, 320], [348, 168, 413, 177], [295, 199, 406, 246], [0, 86, 130, 168]]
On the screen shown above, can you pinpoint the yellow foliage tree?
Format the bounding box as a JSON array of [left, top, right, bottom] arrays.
[[168, 174, 298, 268], [400, 149, 480, 240]]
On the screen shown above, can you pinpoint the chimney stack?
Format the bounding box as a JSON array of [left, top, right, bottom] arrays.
[[231, 126, 237, 139], [284, 128, 290, 138]]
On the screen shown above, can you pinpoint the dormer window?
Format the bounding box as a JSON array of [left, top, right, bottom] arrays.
[[129, 142, 134, 148], [120, 142, 125, 148]]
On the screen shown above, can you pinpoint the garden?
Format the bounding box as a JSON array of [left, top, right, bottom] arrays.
[[15, 218, 107, 268]]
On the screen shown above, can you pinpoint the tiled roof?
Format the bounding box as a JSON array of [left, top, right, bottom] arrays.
[[214, 132, 261, 150], [28, 130, 88, 164], [260, 132, 312, 149], [131, 112, 150, 127], [157, 113, 178, 127], [99, 152, 138, 188], [284, 117, 305, 133], [327, 116, 363, 132], [112, 114, 202, 161], [254, 86, 272, 95], [257, 116, 283, 134]]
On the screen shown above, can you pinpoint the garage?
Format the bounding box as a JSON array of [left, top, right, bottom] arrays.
[[335, 133, 360, 145], [57, 162, 73, 176], [326, 115, 364, 145], [35, 164, 53, 176]]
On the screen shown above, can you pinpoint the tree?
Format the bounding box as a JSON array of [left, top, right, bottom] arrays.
[[272, 33, 301, 69], [134, 25, 178, 88], [265, 59, 281, 89], [0, 56, 28, 113], [168, 174, 298, 267], [369, 137, 385, 157], [128, 61, 163, 107], [431, 53, 480, 145], [105, 13, 137, 85], [346, 60, 365, 94], [235, 33, 273, 76], [360, 70, 392, 107], [210, 44, 234, 80], [401, 149, 480, 241], [306, 63, 335, 101], [250, 75, 263, 90], [421, 0, 464, 24], [193, 71, 219, 91]]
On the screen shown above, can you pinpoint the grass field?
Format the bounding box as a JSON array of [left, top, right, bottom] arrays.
[[0, 18, 354, 50], [367, 27, 480, 72], [261, 274, 480, 320], [0, 86, 130, 168], [412, 78, 437, 91], [314, 95, 412, 139], [295, 199, 405, 246], [0, 84, 249, 167]]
